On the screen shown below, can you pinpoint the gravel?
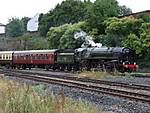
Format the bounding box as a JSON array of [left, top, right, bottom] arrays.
[[46, 84, 150, 113], [5, 76, 150, 113], [102, 76, 150, 86]]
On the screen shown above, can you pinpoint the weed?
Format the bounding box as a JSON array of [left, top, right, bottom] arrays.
[[0, 78, 105, 113]]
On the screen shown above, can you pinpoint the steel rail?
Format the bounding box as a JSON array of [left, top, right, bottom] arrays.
[[4, 71, 150, 104], [4, 69, 150, 91]]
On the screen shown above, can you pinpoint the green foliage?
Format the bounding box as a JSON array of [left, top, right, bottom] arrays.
[[101, 17, 143, 47], [137, 13, 150, 22], [47, 21, 86, 49], [86, 0, 120, 33], [102, 16, 150, 67], [1, 33, 48, 50], [38, 0, 132, 37], [53, 0, 87, 25], [59, 22, 86, 49], [39, 0, 88, 36], [27, 37, 48, 50], [140, 23, 150, 48], [21, 17, 30, 31], [118, 5, 132, 16], [21, 33, 48, 50], [6, 18, 25, 37], [123, 34, 142, 54], [123, 22, 150, 54], [88, 28, 99, 40], [38, 12, 55, 36], [47, 24, 70, 49], [99, 34, 122, 47], [104, 17, 143, 36], [0, 79, 100, 113]]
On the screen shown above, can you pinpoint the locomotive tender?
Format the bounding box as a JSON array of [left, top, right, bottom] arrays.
[[0, 47, 137, 73]]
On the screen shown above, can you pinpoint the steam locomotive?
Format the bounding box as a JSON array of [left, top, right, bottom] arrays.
[[75, 47, 137, 72], [0, 47, 137, 73]]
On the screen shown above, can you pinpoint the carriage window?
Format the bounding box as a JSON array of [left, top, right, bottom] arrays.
[[17, 56, 19, 59], [6, 55, 8, 59], [36, 54, 39, 59], [40, 54, 43, 59], [8, 55, 10, 59], [31, 54, 34, 59], [51, 55, 54, 59], [3, 55, 5, 59], [0, 55, 1, 59], [44, 54, 48, 59], [26, 55, 29, 59], [23, 55, 28, 60]]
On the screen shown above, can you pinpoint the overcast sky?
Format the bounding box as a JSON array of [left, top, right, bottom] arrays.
[[0, 0, 149, 24]]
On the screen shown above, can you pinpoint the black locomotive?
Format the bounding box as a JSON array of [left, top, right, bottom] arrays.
[[74, 47, 137, 72]]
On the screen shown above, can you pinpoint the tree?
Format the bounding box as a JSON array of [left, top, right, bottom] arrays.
[[100, 16, 150, 67], [38, 12, 55, 36], [100, 17, 143, 46], [118, 5, 132, 16], [98, 34, 122, 47], [137, 13, 150, 22], [86, 0, 120, 34], [47, 21, 86, 49], [47, 24, 70, 49], [139, 22, 150, 54], [53, 0, 86, 25], [123, 34, 142, 54], [6, 18, 25, 37], [104, 17, 143, 36], [21, 17, 30, 32], [59, 21, 86, 49], [39, 0, 88, 36], [122, 23, 150, 67]]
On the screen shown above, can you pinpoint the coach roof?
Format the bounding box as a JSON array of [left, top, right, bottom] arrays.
[[0, 51, 13, 54], [13, 49, 58, 54]]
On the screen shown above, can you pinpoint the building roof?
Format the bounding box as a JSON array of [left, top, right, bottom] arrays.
[[118, 10, 150, 18]]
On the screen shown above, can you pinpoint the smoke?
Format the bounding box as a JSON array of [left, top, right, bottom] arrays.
[[74, 30, 102, 48]]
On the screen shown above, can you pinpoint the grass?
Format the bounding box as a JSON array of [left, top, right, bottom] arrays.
[[0, 77, 108, 113], [79, 70, 120, 79], [78, 69, 142, 79]]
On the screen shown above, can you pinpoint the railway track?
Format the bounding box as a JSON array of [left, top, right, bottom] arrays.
[[4, 69, 150, 91], [2, 69, 150, 104]]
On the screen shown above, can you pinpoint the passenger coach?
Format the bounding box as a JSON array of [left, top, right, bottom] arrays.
[[12, 50, 57, 70], [0, 51, 13, 68]]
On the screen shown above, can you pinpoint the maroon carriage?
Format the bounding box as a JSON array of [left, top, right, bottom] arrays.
[[12, 50, 57, 70]]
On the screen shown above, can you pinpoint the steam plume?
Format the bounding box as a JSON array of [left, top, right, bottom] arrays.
[[74, 30, 102, 48]]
